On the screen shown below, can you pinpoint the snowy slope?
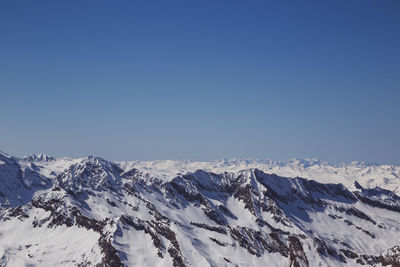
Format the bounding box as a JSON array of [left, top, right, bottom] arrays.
[[0, 152, 399, 266]]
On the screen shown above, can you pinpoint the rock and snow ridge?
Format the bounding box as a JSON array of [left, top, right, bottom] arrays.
[[119, 158, 400, 193], [0, 151, 399, 266]]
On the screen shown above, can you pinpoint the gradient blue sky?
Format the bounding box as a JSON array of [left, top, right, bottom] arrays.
[[1, 1, 399, 163]]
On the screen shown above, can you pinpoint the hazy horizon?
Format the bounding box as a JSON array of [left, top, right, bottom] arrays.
[[2, 150, 399, 167], [1, 1, 399, 164]]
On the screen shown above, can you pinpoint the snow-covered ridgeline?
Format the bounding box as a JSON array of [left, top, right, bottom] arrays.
[[117, 158, 400, 192], [10, 152, 400, 192]]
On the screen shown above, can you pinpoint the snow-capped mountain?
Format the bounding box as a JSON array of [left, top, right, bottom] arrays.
[[0, 152, 399, 266]]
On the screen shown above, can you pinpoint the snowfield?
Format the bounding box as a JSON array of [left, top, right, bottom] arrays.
[[0, 152, 399, 266]]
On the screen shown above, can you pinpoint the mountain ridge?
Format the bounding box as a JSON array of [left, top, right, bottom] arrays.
[[10, 151, 399, 192]]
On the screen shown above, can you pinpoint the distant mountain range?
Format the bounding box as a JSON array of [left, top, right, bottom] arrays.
[[0, 151, 399, 266]]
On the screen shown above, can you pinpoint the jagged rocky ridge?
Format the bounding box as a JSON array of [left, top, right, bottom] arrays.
[[0, 152, 399, 266]]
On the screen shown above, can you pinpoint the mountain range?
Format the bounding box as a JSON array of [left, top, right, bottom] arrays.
[[0, 151, 399, 266]]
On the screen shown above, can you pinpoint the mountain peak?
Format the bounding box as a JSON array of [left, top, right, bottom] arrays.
[[22, 153, 55, 162], [56, 156, 123, 192]]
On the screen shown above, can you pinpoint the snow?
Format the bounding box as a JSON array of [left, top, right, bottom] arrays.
[[0, 208, 102, 266]]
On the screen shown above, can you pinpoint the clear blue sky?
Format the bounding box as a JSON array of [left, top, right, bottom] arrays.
[[1, 1, 399, 164]]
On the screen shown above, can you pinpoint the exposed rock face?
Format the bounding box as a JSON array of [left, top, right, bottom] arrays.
[[0, 153, 400, 266], [22, 154, 55, 162]]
